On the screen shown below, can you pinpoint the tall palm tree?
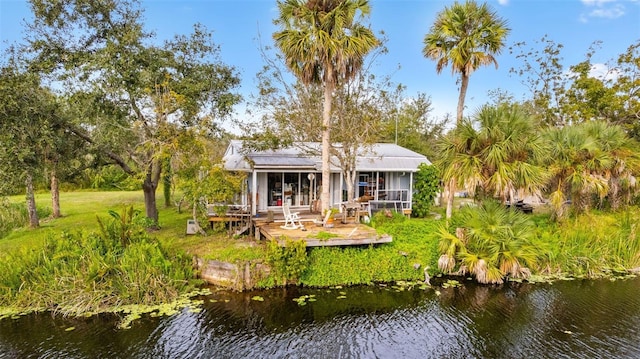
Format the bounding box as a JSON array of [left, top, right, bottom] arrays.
[[423, 0, 510, 219], [423, 0, 510, 125], [273, 0, 379, 215]]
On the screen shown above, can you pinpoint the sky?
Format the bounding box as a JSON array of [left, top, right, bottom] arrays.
[[1, 0, 639, 133]]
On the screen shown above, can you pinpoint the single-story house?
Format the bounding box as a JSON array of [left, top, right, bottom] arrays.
[[222, 140, 431, 216]]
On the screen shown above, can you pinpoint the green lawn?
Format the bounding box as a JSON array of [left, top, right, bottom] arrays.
[[2, 190, 269, 266], [2, 191, 221, 255]]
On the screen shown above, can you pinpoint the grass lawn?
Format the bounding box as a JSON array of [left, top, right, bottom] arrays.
[[1, 190, 262, 261]]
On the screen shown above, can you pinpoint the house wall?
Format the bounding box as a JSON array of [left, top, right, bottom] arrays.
[[252, 171, 321, 212], [247, 170, 417, 214]]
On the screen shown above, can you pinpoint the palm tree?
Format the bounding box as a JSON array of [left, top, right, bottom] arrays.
[[423, 0, 510, 125], [423, 0, 510, 218], [273, 0, 379, 215], [544, 121, 640, 219], [587, 122, 640, 211], [437, 104, 547, 209], [437, 201, 540, 284]]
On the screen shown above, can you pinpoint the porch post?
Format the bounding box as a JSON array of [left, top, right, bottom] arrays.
[[252, 170, 257, 216], [339, 172, 344, 207], [409, 172, 414, 209], [375, 172, 379, 200]]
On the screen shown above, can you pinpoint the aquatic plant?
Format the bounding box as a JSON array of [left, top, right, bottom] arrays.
[[264, 237, 308, 286], [539, 208, 640, 277]]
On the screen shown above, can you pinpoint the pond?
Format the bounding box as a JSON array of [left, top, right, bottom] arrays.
[[1, 277, 640, 358]]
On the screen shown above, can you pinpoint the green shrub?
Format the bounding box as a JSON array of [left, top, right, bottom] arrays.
[[299, 218, 441, 287], [370, 209, 406, 228], [412, 163, 440, 218], [437, 201, 542, 284], [300, 246, 422, 287], [85, 165, 139, 191], [265, 237, 308, 286]]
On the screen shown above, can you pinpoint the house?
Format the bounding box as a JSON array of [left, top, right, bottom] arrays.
[[222, 140, 431, 217]]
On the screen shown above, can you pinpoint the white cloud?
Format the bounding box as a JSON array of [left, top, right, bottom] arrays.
[[497, 0, 510, 5], [565, 63, 620, 82], [589, 4, 625, 18], [580, 0, 627, 22], [581, 0, 616, 6], [588, 63, 620, 81]]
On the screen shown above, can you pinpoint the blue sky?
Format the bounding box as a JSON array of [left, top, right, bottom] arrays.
[[1, 0, 639, 132]]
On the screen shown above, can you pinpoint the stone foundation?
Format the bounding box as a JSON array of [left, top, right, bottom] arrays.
[[194, 257, 271, 291]]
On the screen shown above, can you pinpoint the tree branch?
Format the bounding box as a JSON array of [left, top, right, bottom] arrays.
[[67, 125, 135, 175]]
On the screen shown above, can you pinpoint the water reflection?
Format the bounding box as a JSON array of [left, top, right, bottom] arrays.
[[1, 278, 640, 358]]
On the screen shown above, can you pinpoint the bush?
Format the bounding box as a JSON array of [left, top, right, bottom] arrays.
[[412, 163, 440, 218], [85, 165, 140, 191], [265, 237, 308, 286], [437, 201, 542, 284], [370, 209, 406, 228], [299, 218, 441, 287]]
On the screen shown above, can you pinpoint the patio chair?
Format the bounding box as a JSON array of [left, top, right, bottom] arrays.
[[313, 207, 336, 228], [281, 203, 302, 229]]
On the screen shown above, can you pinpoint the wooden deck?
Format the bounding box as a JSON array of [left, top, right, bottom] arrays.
[[208, 207, 393, 247], [254, 211, 391, 247], [208, 213, 252, 236]]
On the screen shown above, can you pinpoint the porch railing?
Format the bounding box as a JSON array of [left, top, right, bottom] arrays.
[[341, 189, 412, 216]]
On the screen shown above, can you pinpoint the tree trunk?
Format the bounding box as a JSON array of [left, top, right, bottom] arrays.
[[25, 173, 39, 228], [192, 202, 205, 234], [51, 167, 61, 218], [321, 78, 333, 217], [345, 166, 356, 204], [143, 162, 161, 226], [456, 72, 470, 125], [446, 177, 455, 219], [163, 156, 172, 208]]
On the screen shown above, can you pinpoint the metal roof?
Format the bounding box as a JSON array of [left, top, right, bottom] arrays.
[[223, 140, 430, 172]]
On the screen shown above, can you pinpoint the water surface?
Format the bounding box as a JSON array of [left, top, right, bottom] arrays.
[[1, 277, 639, 358]]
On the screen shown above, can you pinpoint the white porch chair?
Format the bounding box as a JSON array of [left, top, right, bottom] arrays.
[[281, 203, 302, 229]]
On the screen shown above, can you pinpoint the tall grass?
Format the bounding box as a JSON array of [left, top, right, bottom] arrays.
[[540, 208, 640, 277], [0, 206, 198, 317], [0, 197, 51, 239]]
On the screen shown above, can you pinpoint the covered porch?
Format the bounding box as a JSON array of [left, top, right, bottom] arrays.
[[222, 141, 431, 218]]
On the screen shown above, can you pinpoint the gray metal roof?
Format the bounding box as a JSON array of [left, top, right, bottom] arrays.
[[223, 140, 430, 172]]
